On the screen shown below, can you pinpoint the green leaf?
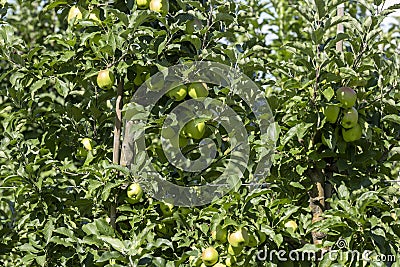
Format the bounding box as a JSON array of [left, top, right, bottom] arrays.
[[95, 218, 115, 236], [82, 222, 99, 236], [49, 236, 73, 247], [100, 236, 126, 253], [54, 227, 76, 240], [337, 184, 349, 199], [314, 0, 326, 19], [280, 123, 313, 147], [382, 114, 400, 124], [322, 87, 334, 101], [43, 1, 68, 12], [109, 9, 129, 27], [43, 219, 54, 245], [54, 78, 69, 97], [388, 147, 400, 161], [97, 251, 124, 263], [30, 79, 48, 98], [273, 233, 283, 247], [19, 243, 40, 253], [36, 255, 46, 267]]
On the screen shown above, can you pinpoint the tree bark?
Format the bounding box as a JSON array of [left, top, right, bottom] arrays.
[[110, 79, 124, 229]]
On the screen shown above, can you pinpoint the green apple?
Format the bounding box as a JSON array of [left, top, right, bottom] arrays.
[[211, 226, 227, 242], [247, 232, 258, 247], [179, 135, 188, 147], [81, 138, 93, 151], [214, 263, 226, 267], [201, 247, 219, 266], [337, 87, 357, 108], [97, 69, 115, 90], [284, 220, 298, 231], [342, 124, 362, 142], [134, 74, 144, 86], [136, 0, 149, 9], [67, 6, 82, 24], [227, 244, 243, 256], [183, 120, 206, 139], [188, 82, 209, 99], [167, 85, 187, 101], [160, 202, 174, 216], [228, 228, 249, 247], [127, 183, 143, 204], [324, 105, 340, 123], [341, 107, 358, 129], [149, 0, 169, 14]]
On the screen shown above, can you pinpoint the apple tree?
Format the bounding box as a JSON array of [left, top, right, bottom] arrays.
[[0, 0, 400, 266]]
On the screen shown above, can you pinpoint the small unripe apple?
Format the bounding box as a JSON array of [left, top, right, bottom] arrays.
[[337, 87, 357, 108], [149, 0, 169, 15], [201, 247, 219, 266], [188, 82, 209, 99], [213, 263, 226, 267], [284, 220, 298, 231], [136, 0, 149, 9], [341, 107, 358, 129], [127, 183, 143, 204], [81, 138, 93, 151], [324, 105, 340, 123], [67, 6, 82, 24], [179, 135, 188, 147], [228, 228, 249, 247], [183, 120, 206, 140], [342, 124, 362, 142], [167, 85, 187, 101], [211, 226, 227, 242], [227, 244, 243, 256], [97, 69, 115, 90], [247, 232, 258, 247], [160, 202, 174, 216]]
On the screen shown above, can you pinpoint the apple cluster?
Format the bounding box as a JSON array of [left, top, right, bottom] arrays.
[[163, 83, 209, 145], [136, 0, 169, 15], [324, 87, 362, 142], [67, 6, 101, 25], [194, 228, 250, 266]]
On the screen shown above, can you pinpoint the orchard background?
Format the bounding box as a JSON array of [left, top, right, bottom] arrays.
[[1, 0, 400, 266]]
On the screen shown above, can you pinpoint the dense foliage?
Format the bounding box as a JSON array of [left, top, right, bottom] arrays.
[[1, 0, 399, 266]]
